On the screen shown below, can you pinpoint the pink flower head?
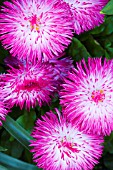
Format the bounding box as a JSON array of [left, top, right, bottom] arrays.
[[0, 101, 9, 126], [1, 61, 56, 110], [63, 0, 108, 34], [0, 0, 73, 61], [30, 109, 103, 170], [60, 58, 113, 136]]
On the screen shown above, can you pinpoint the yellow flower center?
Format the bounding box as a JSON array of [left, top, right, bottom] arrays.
[[91, 89, 105, 103], [29, 15, 40, 31]]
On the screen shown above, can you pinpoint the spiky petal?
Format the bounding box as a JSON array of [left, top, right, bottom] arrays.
[[63, 0, 108, 34], [30, 109, 103, 170], [0, 101, 9, 126], [60, 58, 113, 136], [0, 74, 9, 126], [0, 0, 73, 61]]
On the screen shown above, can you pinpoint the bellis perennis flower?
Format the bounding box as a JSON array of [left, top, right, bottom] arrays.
[[30, 109, 103, 170], [0, 0, 73, 61], [60, 58, 113, 136], [0, 61, 56, 110], [63, 0, 108, 34]]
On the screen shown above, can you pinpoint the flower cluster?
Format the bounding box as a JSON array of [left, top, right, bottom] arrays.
[[30, 57, 113, 169], [0, 0, 110, 170]]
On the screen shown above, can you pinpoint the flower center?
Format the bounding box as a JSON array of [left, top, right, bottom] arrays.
[[29, 14, 40, 31], [58, 136, 79, 159], [91, 90, 105, 104], [24, 81, 39, 90], [62, 140, 78, 152], [15, 78, 47, 92]]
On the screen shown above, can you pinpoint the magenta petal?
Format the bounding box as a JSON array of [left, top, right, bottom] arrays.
[[0, 0, 73, 61], [30, 110, 103, 170], [60, 57, 113, 136], [63, 0, 108, 34]]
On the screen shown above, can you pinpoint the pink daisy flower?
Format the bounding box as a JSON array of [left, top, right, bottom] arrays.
[[63, 0, 108, 34], [30, 109, 103, 170], [0, 0, 73, 61], [60, 58, 113, 136], [1, 61, 56, 110], [0, 101, 9, 126]]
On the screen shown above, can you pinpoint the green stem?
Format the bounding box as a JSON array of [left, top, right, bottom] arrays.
[[3, 115, 33, 151]]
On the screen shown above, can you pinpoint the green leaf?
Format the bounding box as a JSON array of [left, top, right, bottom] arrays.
[[0, 130, 12, 155], [16, 110, 36, 133], [90, 24, 105, 35], [100, 16, 113, 35], [106, 32, 113, 43], [0, 165, 8, 170], [105, 50, 110, 59], [3, 115, 33, 151], [11, 140, 24, 159], [24, 149, 34, 164], [83, 35, 104, 57], [67, 37, 90, 62], [106, 47, 113, 59], [0, 152, 41, 170], [101, 0, 113, 15], [0, 146, 7, 152], [104, 132, 113, 154]]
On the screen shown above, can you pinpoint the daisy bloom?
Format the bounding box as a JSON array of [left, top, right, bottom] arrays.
[[30, 109, 103, 170], [63, 0, 108, 34], [0, 0, 73, 61], [60, 57, 113, 136], [1, 61, 56, 110]]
